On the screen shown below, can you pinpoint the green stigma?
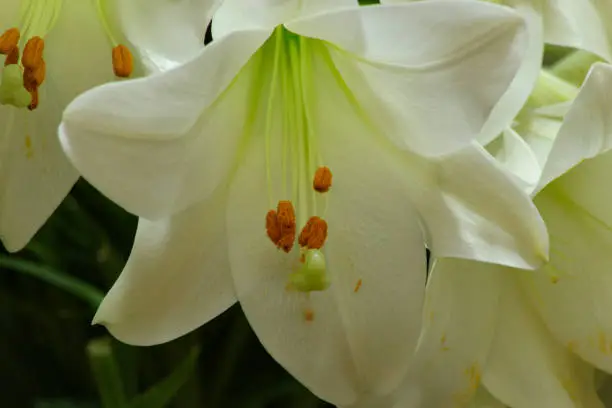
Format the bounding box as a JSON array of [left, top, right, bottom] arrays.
[[0, 65, 31, 108], [289, 249, 330, 292]]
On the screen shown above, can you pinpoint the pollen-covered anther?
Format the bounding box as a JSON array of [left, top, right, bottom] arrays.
[[28, 88, 39, 111], [21, 37, 44, 70], [313, 166, 332, 193], [23, 60, 46, 91], [265, 201, 296, 253], [298, 216, 328, 249], [276, 201, 296, 253], [0, 28, 20, 54], [112, 44, 134, 78], [4, 46, 19, 66]]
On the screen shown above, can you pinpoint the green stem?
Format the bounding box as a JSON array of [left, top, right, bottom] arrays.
[[87, 338, 129, 408], [0, 256, 104, 309], [550, 50, 604, 87]]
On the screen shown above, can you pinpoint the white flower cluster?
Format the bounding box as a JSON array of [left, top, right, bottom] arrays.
[[1, 0, 612, 407]]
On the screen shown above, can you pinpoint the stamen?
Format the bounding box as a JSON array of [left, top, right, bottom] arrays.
[[265, 201, 296, 253], [265, 210, 281, 245], [112, 44, 133, 78], [28, 88, 38, 110], [21, 36, 44, 70], [313, 166, 332, 193], [276, 200, 296, 253], [0, 28, 20, 54], [23, 59, 45, 91], [298, 216, 327, 249], [4, 46, 19, 66]]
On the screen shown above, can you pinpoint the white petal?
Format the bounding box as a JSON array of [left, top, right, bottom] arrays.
[[520, 183, 612, 375], [0, 105, 78, 252], [488, 128, 541, 195], [468, 387, 507, 408], [514, 110, 563, 168], [59, 29, 271, 219], [541, 0, 612, 62], [224, 54, 426, 405], [403, 258, 503, 408], [287, 1, 527, 156], [44, 0, 117, 107], [477, 0, 544, 145], [213, 0, 357, 39], [93, 191, 236, 346], [537, 62, 612, 192], [416, 144, 548, 269], [115, 0, 218, 72], [484, 272, 603, 408]]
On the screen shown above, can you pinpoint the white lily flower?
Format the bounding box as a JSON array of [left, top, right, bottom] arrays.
[[58, 0, 549, 404], [0, 0, 208, 252], [404, 63, 612, 408]]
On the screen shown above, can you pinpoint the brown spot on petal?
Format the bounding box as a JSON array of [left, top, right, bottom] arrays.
[[354, 279, 362, 293], [298, 216, 328, 249], [313, 166, 332, 193], [112, 44, 133, 78], [304, 308, 314, 322]]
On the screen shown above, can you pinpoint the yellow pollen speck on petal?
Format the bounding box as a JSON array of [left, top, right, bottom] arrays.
[[452, 364, 481, 407], [566, 340, 577, 353], [0, 28, 19, 54], [440, 334, 450, 351], [112, 44, 133, 78], [22, 37, 44, 70], [24, 135, 33, 159], [561, 378, 578, 402], [313, 166, 332, 193], [598, 332, 611, 355], [354, 279, 362, 293]]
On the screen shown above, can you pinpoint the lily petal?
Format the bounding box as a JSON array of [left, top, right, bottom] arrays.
[[417, 144, 549, 269], [484, 272, 603, 408], [541, 0, 612, 61], [93, 190, 236, 346], [468, 387, 507, 408], [287, 1, 527, 156], [404, 258, 502, 408], [0, 105, 78, 251], [488, 128, 541, 194], [60, 29, 272, 219], [115, 0, 219, 72], [521, 181, 612, 374], [213, 0, 357, 39], [537, 62, 612, 192], [224, 62, 426, 405], [477, 0, 544, 145]]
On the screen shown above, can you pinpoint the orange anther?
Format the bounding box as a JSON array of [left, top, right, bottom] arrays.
[[112, 44, 133, 78], [313, 166, 332, 193], [0, 28, 20, 54], [298, 216, 328, 249], [265, 201, 296, 253], [276, 201, 296, 253], [4, 45, 18, 66], [22, 36, 44, 70], [265, 210, 281, 245], [28, 89, 39, 111], [354, 279, 362, 293], [23, 60, 46, 91]]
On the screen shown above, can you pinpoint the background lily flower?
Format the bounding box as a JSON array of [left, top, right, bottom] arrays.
[[0, 0, 209, 252], [401, 63, 612, 408], [59, 0, 549, 405]]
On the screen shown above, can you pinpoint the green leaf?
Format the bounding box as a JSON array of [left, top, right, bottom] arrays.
[[129, 347, 200, 408], [0, 256, 104, 309], [87, 338, 129, 408]]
